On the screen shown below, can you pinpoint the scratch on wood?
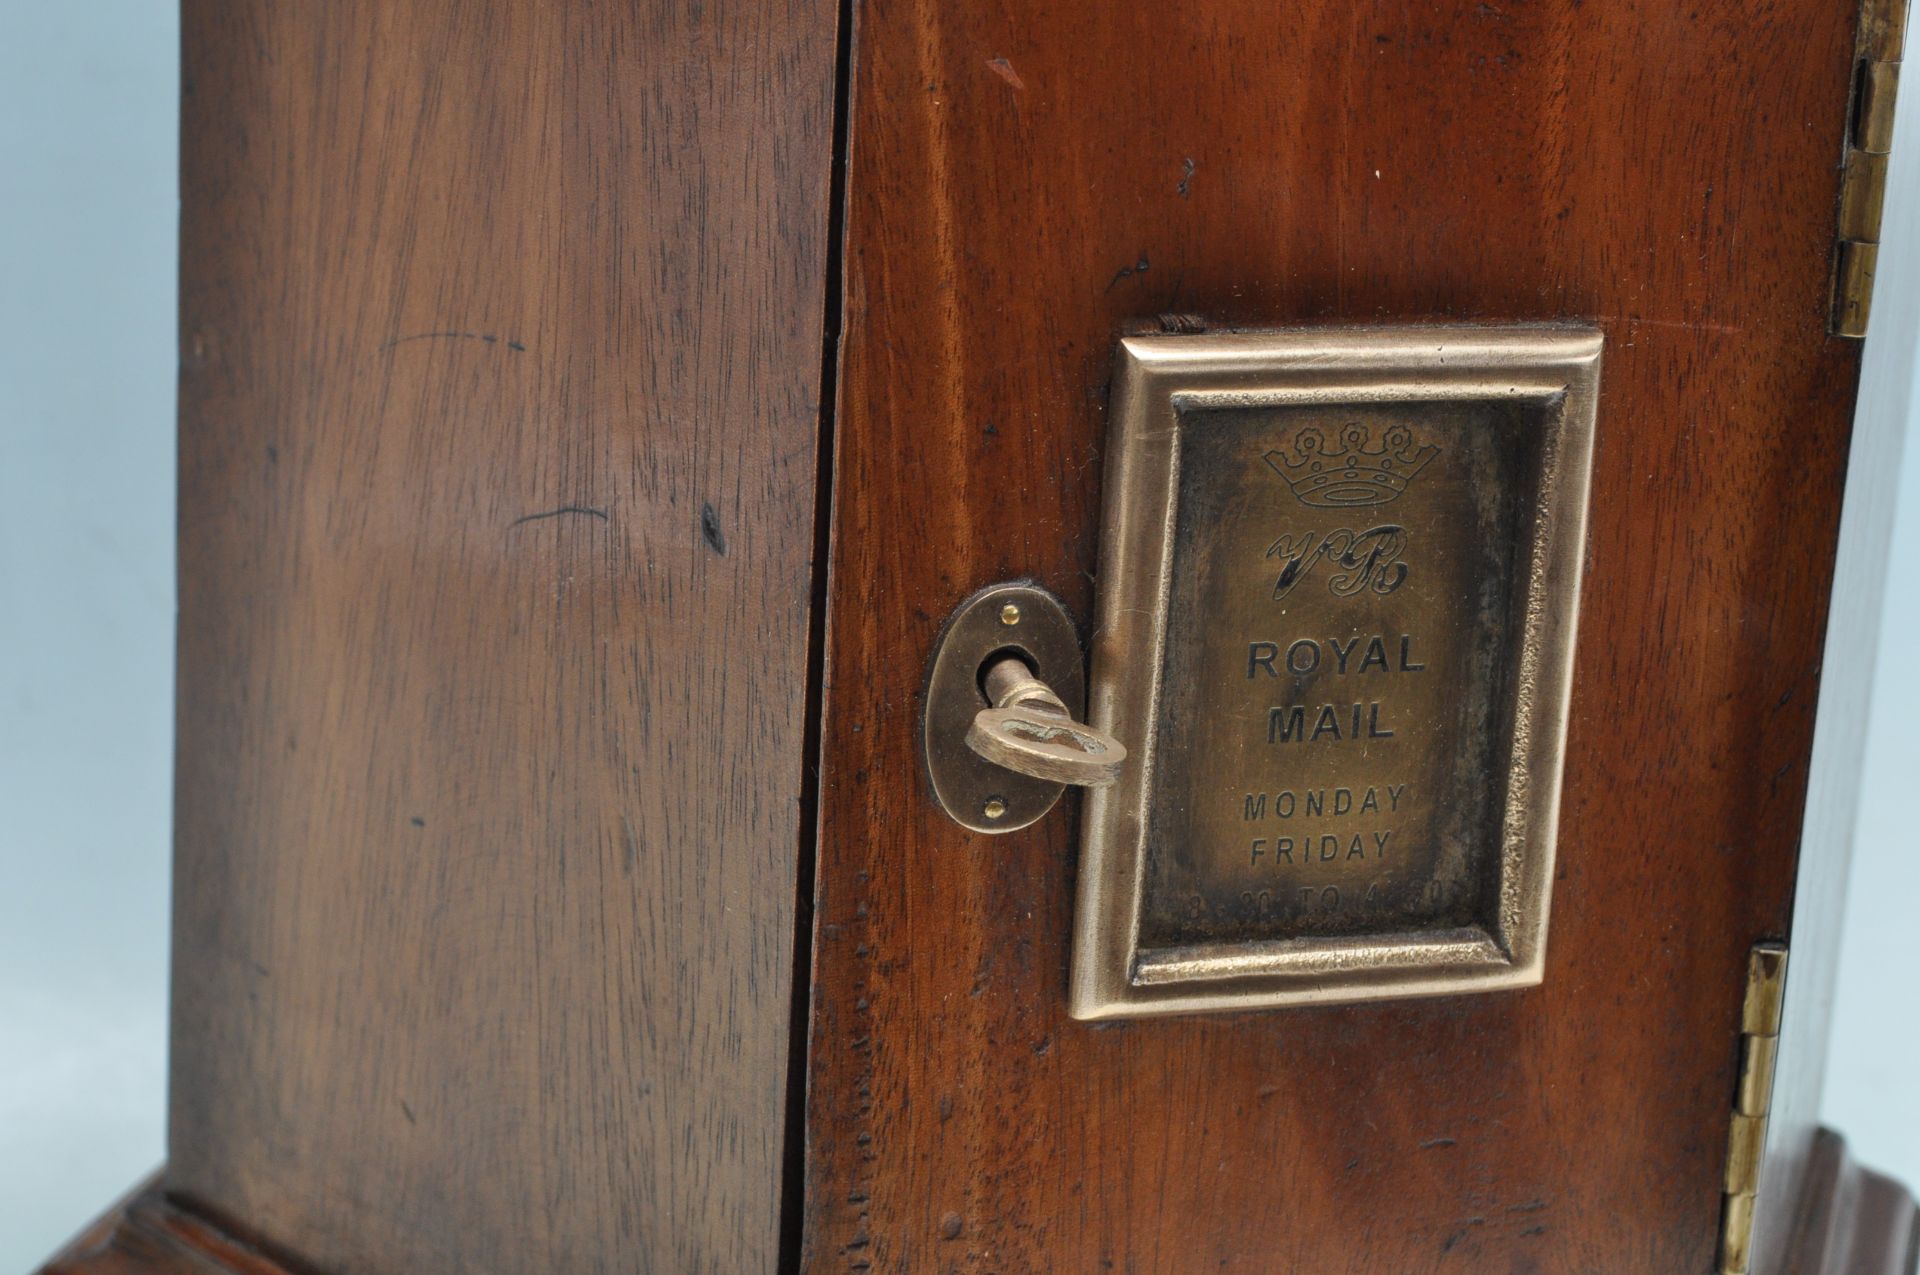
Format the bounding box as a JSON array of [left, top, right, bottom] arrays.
[[1105, 252, 1150, 292], [382, 330, 528, 352], [700, 502, 728, 555], [985, 57, 1026, 91], [509, 505, 609, 529]]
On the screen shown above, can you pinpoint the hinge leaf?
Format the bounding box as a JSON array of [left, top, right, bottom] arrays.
[[1832, 0, 1911, 336]]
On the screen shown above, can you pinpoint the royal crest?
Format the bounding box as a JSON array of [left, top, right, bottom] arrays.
[[1263, 423, 1438, 508]]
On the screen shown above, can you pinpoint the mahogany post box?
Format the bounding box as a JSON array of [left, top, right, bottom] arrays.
[[43, 1, 1918, 1272]]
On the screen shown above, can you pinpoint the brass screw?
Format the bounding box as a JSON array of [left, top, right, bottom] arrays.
[[983, 797, 1008, 820], [999, 603, 1021, 626]]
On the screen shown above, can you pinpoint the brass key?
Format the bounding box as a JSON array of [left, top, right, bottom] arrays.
[[965, 656, 1126, 788]]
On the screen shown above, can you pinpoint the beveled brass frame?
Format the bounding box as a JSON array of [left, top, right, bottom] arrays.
[[1069, 326, 1602, 1020]]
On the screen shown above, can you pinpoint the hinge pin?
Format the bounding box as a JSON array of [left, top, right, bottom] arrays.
[[1717, 942, 1790, 1275], [1833, 0, 1910, 336]]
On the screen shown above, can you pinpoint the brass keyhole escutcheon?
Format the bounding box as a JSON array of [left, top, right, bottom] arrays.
[[923, 582, 1114, 833]]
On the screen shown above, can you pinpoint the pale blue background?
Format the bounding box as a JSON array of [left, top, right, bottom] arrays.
[[1, 4, 178, 1268], [0, 5, 1915, 1271]]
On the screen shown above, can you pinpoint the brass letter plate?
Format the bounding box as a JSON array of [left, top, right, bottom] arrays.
[[1070, 327, 1600, 1019]]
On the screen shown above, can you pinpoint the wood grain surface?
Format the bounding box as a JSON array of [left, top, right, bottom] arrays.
[[42, 1189, 296, 1275], [802, 1, 1866, 1271], [170, 4, 836, 1271]]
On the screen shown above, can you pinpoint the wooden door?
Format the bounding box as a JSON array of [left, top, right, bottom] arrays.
[[801, 1, 1870, 1271]]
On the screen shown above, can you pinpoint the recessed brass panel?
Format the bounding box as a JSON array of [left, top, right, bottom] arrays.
[[1070, 327, 1601, 1019]]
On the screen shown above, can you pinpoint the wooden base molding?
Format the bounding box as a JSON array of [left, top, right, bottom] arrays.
[[1781, 1131, 1920, 1275], [40, 1184, 297, 1275], [42, 1133, 1916, 1275]]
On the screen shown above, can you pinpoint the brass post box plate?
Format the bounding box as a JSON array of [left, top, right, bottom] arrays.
[[1070, 327, 1601, 1019]]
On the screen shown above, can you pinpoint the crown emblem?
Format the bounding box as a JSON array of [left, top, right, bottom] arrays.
[[1263, 423, 1438, 508]]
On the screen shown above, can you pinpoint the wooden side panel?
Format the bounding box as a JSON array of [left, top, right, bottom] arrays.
[[171, 5, 836, 1272], [806, 1, 1862, 1271]]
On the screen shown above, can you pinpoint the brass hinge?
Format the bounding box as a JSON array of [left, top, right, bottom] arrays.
[[1717, 943, 1790, 1274], [1833, 0, 1911, 336]]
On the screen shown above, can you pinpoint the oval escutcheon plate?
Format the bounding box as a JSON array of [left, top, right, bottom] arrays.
[[923, 582, 1090, 834]]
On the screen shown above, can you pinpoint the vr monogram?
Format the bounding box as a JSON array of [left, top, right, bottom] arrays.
[[1266, 525, 1409, 601]]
